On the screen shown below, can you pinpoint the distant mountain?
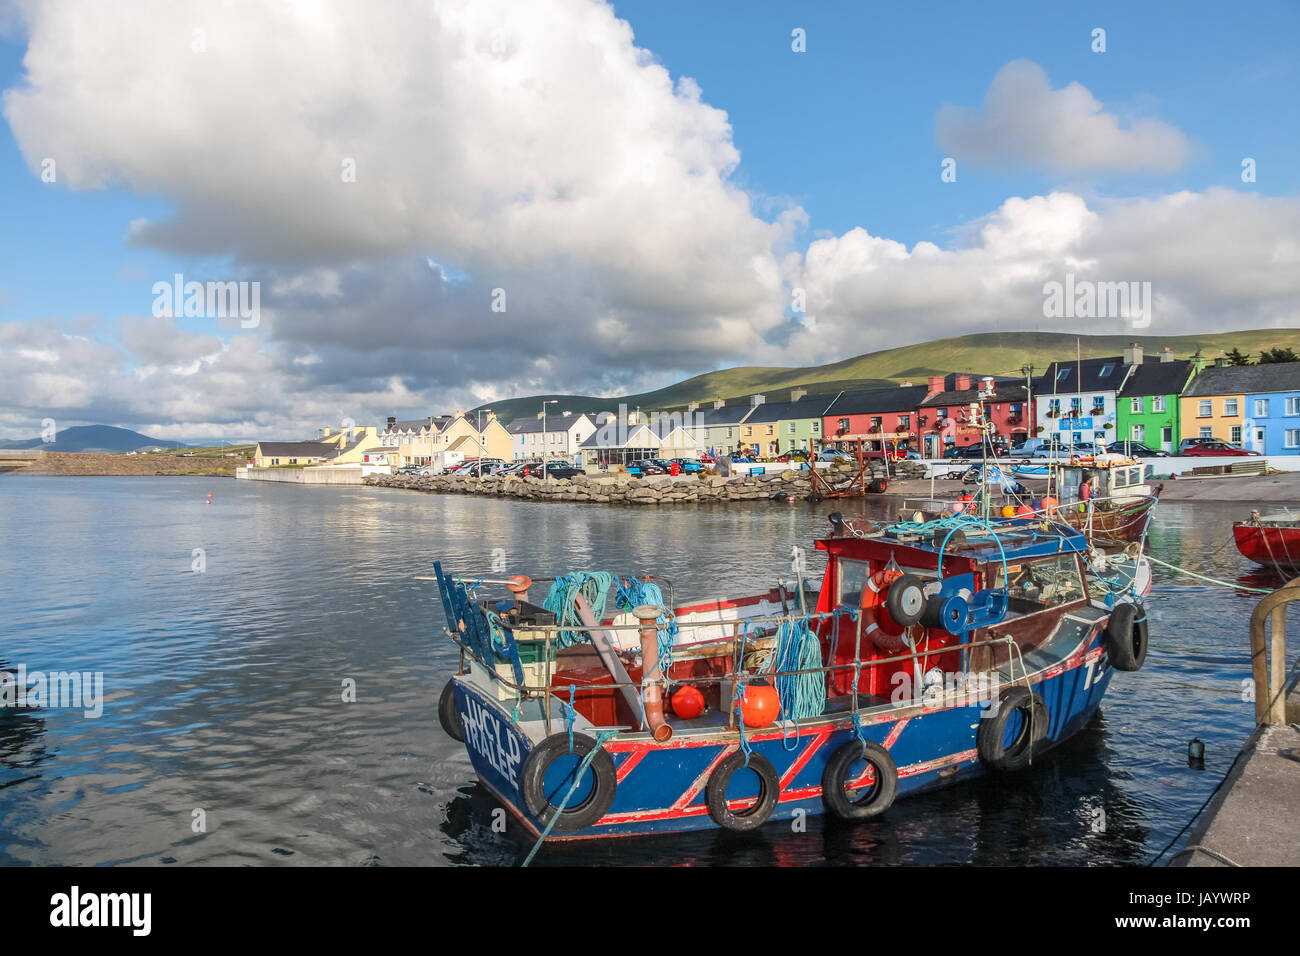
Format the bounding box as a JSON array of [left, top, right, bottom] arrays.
[[470, 328, 1300, 424], [0, 425, 189, 453]]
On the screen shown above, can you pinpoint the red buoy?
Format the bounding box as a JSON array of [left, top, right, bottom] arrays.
[[738, 684, 780, 728], [671, 685, 705, 719]]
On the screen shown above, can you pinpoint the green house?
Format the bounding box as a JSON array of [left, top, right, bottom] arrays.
[[736, 389, 835, 456], [1115, 351, 1196, 454]]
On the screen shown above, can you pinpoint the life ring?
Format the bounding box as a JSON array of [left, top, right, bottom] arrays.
[[820, 739, 898, 820], [438, 678, 463, 742], [705, 750, 781, 832], [859, 569, 906, 652], [1104, 602, 1148, 671], [520, 732, 618, 832], [977, 686, 1048, 772]]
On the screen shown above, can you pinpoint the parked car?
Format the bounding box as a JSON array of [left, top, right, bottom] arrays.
[[942, 444, 983, 459], [1105, 441, 1169, 458], [817, 449, 853, 462], [1177, 438, 1259, 457], [456, 458, 506, 475], [1031, 441, 1106, 459], [497, 461, 532, 476], [670, 458, 706, 473], [396, 464, 422, 475], [775, 450, 811, 463], [527, 461, 583, 479]]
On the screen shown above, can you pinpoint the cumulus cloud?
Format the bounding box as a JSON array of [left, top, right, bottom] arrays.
[[935, 60, 1189, 174], [0, 6, 1295, 438], [780, 188, 1300, 365]]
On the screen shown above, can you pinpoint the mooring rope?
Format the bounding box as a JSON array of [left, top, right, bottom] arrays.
[[520, 728, 619, 868]]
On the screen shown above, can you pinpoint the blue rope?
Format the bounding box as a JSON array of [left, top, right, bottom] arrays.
[[565, 684, 576, 754]]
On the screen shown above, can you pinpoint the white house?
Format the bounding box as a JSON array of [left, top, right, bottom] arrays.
[[1033, 346, 1143, 450], [505, 412, 597, 462]]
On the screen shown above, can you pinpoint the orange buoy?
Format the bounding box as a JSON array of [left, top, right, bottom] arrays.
[[1001, 505, 1016, 518], [671, 685, 706, 719], [1015, 505, 1034, 516], [1041, 496, 1059, 513], [738, 684, 780, 727]]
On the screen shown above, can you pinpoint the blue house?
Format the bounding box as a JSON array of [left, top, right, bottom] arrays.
[[1238, 361, 1300, 455]]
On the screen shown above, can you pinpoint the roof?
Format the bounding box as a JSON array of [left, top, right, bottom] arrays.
[[506, 413, 591, 435], [580, 422, 657, 449], [1117, 358, 1194, 398], [447, 435, 481, 452], [823, 385, 931, 417], [739, 396, 837, 424], [1034, 356, 1133, 395], [385, 417, 434, 433], [691, 405, 754, 427], [921, 384, 1029, 407], [256, 441, 333, 458], [1183, 361, 1300, 397]]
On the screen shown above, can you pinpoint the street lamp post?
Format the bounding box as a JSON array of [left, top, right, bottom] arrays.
[[541, 399, 558, 482]]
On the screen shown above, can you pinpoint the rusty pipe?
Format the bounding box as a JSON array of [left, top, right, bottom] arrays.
[[633, 604, 672, 742]]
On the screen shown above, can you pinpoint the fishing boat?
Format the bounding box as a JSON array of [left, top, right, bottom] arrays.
[[429, 508, 1153, 844], [1233, 511, 1300, 570]]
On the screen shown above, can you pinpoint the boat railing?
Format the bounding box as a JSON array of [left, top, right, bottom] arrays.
[[1249, 576, 1300, 725], [439, 607, 1043, 738]]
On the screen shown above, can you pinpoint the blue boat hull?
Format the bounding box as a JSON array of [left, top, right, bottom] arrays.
[[453, 630, 1115, 840]]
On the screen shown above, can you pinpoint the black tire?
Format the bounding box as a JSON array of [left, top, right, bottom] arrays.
[[705, 751, 780, 832], [520, 733, 618, 833], [1105, 602, 1148, 672], [438, 679, 463, 742], [885, 573, 926, 626], [977, 686, 1048, 772], [919, 594, 947, 630], [820, 739, 898, 821]]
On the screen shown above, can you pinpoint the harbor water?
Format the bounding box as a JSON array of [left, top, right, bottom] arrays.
[[0, 475, 1283, 866]]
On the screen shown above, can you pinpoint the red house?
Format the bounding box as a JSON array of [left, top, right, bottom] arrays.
[[821, 384, 931, 454], [917, 374, 1030, 455]]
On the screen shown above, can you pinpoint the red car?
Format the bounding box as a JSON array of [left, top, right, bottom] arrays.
[[1177, 439, 1260, 457]]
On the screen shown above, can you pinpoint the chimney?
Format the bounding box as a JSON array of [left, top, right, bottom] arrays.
[[954, 374, 971, 391], [485, 411, 496, 422], [713, 398, 725, 410], [750, 394, 765, 406], [454, 409, 465, 419], [1123, 343, 1144, 365], [1160, 347, 1174, 363], [686, 401, 699, 413], [386, 416, 396, 430], [927, 375, 945, 398], [979, 376, 995, 396], [790, 387, 807, 402]]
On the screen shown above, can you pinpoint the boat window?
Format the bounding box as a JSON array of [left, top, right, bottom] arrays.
[[838, 559, 871, 607], [994, 554, 1085, 612]]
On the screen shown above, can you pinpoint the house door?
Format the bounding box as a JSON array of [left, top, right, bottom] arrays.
[[1254, 427, 1266, 453], [923, 435, 940, 458], [1161, 426, 1173, 453]]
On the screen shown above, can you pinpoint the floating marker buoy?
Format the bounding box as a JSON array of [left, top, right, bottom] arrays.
[[737, 684, 780, 728], [1015, 505, 1034, 516], [1001, 505, 1016, 518], [671, 686, 706, 720]]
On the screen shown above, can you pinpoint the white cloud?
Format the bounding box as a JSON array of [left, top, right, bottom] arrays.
[[935, 60, 1189, 175]]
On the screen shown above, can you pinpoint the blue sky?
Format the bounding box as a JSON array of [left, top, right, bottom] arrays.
[[0, 1, 1296, 438]]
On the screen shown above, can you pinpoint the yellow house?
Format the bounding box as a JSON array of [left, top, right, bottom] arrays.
[[1180, 362, 1246, 446], [317, 425, 383, 465], [391, 412, 513, 465], [252, 440, 333, 468]]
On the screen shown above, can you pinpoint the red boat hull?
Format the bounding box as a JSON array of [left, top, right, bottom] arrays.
[[1234, 522, 1300, 568]]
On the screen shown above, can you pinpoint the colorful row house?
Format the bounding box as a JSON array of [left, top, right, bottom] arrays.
[[379, 412, 512, 468], [1182, 360, 1300, 453]]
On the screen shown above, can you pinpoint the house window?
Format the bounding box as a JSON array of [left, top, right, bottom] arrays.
[[1048, 398, 1061, 415], [1288, 397, 1300, 416], [898, 415, 909, 431], [838, 418, 849, 432], [1057, 368, 1070, 381], [1198, 400, 1212, 417], [1070, 397, 1083, 416], [1091, 396, 1105, 413], [936, 408, 948, 419], [1231, 425, 1243, 445], [1131, 424, 1145, 442], [1130, 397, 1143, 413], [1287, 430, 1300, 449], [870, 416, 882, 429], [787, 422, 796, 434], [812, 421, 820, 432], [1200, 426, 1213, 439], [1099, 364, 1114, 377], [1224, 398, 1239, 416], [743, 427, 752, 437], [727, 428, 734, 438], [1153, 396, 1166, 412], [1255, 399, 1269, 417]]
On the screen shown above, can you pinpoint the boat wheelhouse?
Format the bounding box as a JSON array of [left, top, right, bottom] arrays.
[[431, 510, 1152, 846]]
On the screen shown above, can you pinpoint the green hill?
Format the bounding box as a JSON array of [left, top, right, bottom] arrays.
[[472, 328, 1300, 424]]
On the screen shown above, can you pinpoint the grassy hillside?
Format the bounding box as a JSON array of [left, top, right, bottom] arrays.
[[472, 329, 1300, 424]]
